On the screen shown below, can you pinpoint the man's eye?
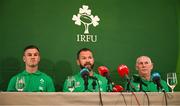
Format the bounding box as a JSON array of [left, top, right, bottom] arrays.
[[34, 54, 38, 56], [139, 62, 143, 65], [80, 57, 86, 59], [27, 54, 32, 56]]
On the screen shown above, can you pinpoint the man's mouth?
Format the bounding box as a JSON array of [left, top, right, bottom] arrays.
[[84, 62, 91, 66], [31, 59, 36, 62], [141, 68, 148, 71]]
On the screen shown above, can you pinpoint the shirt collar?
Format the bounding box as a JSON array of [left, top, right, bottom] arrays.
[[141, 77, 153, 83], [22, 70, 41, 75]]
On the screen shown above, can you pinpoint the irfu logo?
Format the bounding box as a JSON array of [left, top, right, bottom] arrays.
[[72, 5, 100, 34]]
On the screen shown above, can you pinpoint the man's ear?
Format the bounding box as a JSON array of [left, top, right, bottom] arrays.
[[23, 56, 25, 62], [150, 63, 154, 70], [135, 64, 138, 70], [135, 67, 138, 71], [38, 55, 41, 62], [76, 59, 80, 65]]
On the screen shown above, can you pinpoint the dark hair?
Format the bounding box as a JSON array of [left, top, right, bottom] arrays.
[[23, 45, 40, 54], [77, 48, 92, 59]]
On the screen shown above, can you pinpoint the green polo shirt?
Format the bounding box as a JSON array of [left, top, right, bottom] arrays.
[[7, 70, 55, 92], [63, 72, 111, 92], [126, 75, 169, 92]]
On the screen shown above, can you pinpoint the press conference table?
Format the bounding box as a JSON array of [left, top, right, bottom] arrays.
[[0, 92, 180, 106]]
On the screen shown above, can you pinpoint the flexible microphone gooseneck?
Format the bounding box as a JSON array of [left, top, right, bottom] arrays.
[[117, 64, 140, 106], [98, 66, 113, 92], [117, 65, 136, 92], [80, 68, 89, 91], [132, 74, 150, 106], [152, 72, 167, 106], [152, 72, 164, 92], [81, 68, 103, 106]]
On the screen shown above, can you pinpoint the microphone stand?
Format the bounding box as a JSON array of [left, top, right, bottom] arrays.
[[126, 79, 130, 92], [96, 78, 103, 106], [139, 82, 142, 92], [107, 80, 112, 92], [83, 75, 89, 91], [89, 76, 103, 106], [126, 76, 136, 92], [139, 80, 145, 92], [92, 79, 97, 91], [138, 78, 150, 106]]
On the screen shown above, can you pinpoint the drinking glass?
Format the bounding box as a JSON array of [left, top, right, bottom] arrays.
[[67, 76, 75, 92], [16, 76, 25, 92], [167, 73, 177, 93]]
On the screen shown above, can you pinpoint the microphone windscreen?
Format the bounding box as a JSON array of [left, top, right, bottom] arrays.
[[152, 72, 161, 82], [113, 85, 124, 92], [98, 66, 109, 77], [80, 68, 89, 77], [117, 64, 129, 78]]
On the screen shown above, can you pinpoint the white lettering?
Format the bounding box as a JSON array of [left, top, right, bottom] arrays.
[[81, 35, 86, 42], [76, 34, 98, 42], [77, 34, 80, 42], [91, 35, 97, 42]]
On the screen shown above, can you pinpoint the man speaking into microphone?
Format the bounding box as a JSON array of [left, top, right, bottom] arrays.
[[63, 48, 110, 92], [126, 56, 169, 92]]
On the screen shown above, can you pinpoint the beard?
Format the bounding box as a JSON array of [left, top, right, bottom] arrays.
[[28, 59, 39, 67], [28, 61, 38, 67], [29, 64, 38, 67], [80, 62, 94, 71]]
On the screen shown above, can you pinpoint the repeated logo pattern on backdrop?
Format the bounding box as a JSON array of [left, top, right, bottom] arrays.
[[72, 5, 100, 42]]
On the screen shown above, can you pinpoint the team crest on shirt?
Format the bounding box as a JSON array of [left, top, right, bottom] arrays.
[[76, 81, 80, 87], [40, 78, 44, 84], [39, 79, 45, 91]]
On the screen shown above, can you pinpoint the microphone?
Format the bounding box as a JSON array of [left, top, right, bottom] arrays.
[[117, 64, 129, 79], [152, 72, 164, 92], [80, 68, 89, 91], [98, 66, 112, 83], [117, 64, 136, 91], [98, 66, 113, 92], [113, 85, 124, 92]]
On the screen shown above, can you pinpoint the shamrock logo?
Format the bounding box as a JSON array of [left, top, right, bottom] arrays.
[[72, 5, 100, 34]]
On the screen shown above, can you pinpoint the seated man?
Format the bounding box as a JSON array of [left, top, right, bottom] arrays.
[[7, 45, 55, 92], [126, 56, 169, 92], [63, 48, 111, 92]]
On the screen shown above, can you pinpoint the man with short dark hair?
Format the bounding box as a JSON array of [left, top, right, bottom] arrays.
[[63, 48, 110, 92], [7, 45, 55, 92]]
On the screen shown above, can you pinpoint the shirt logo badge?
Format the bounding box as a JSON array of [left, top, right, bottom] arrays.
[[40, 78, 44, 84]]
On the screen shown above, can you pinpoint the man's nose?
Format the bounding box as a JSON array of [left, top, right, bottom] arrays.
[[84, 59, 89, 63], [31, 55, 36, 58], [142, 63, 146, 67]]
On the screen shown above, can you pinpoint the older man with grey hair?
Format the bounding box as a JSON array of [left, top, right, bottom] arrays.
[[126, 56, 169, 92]]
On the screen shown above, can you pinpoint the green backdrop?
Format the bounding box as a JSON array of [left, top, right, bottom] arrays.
[[0, 0, 179, 91], [176, 0, 180, 91]]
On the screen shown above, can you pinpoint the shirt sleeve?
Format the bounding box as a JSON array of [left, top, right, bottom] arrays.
[[62, 79, 69, 92], [7, 76, 17, 92], [161, 80, 170, 92], [46, 77, 55, 92]]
